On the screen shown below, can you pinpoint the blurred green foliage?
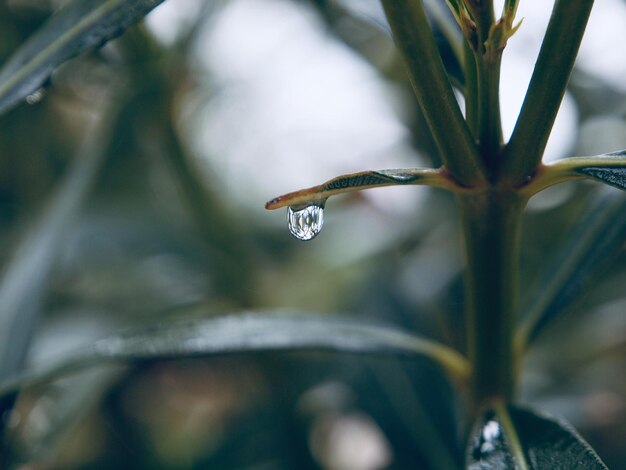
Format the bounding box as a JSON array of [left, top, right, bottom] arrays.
[[0, 0, 624, 468]]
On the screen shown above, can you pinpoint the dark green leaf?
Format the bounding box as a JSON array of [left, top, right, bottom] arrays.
[[0, 0, 164, 115], [467, 405, 607, 469], [572, 149, 626, 191], [578, 167, 626, 191], [0, 312, 470, 397]]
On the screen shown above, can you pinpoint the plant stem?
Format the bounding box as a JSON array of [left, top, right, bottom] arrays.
[[464, 41, 479, 136], [501, 0, 594, 185], [458, 190, 525, 410], [466, 0, 495, 36], [463, 0, 503, 175], [476, 53, 503, 171], [382, 0, 485, 187]]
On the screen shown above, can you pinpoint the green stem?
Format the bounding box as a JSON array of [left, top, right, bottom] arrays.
[[459, 190, 525, 410], [463, 0, 503, 175], [465, 0, 495, 40], [501, 0, 595, 185], [476, 53, 504, 171], [464, 41, 479, 137], [382, 0, 485, 187]]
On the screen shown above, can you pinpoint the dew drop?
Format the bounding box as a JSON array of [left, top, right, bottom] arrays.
[[479, 420, 500, 454], [472, 418, 502, 461], [26, 88, 46, 105], [287, 204, 324, 241]]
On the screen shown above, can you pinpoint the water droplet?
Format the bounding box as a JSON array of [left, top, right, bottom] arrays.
[[26, 88, 46, 105], [287, 204, 324, 241], [479, 420, 500, 455]]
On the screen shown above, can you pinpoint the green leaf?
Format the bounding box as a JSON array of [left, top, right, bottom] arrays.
[[516, 190, 626, 350], [523, 150, 626, 195], [265, 167, 457, 210], [0, 312, 470, 397], [467, 405, 607, 469], [578, 160, 626, 191], [0, 0, 165, 115], [0, 110, 115, 382]]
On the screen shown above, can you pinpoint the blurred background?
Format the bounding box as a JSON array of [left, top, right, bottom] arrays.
[[0, 0, 624, 468]]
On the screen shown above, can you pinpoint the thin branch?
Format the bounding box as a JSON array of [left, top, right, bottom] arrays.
[[381, 0, 485, 186], [501, 0, 595, 184]]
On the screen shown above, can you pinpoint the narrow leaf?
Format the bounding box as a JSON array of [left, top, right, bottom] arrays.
[[516, 189, 626, 350], [0, 109, 114, 382], [265, 167, 457, 210], [332, 0, 391, 36], [467, 405, 607, 469], [578, 167, 626, 191], [0, 0, 165, 115], [0, 312, 470, 397], [524, 150, 626, 195]]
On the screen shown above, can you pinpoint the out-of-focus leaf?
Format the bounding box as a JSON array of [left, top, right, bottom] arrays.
[[0, 109, 114, 382], [330, 0, 463, 86], [20, 369, 119, 466], [332, 0, 391, 36], [0, 312, 470, 396], [467, 405, 607, 469], [369, 361, 460, 470], [516, 189, 626, 350], [0, 0, 165, 115]]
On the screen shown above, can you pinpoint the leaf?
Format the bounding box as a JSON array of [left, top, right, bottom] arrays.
[[332, 0, 391, 36], [0, 110, 115, 382], [529, 150, 626, 195], [265, 167, 456, 210], [22, 369, 119, 465], [467, 405, 607, 469], [0, 312, 470, 397], [330, 0, 464, 87], [572, 150, 626, 191], [0, 0, 165, 116], [516, 189, 626, 350], [577, 167, 626, 191]]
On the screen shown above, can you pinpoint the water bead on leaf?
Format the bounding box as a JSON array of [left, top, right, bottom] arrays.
[[287, 204, 324, 241]]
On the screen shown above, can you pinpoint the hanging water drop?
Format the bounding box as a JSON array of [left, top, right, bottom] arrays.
[[287, 204, 324, 241]]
